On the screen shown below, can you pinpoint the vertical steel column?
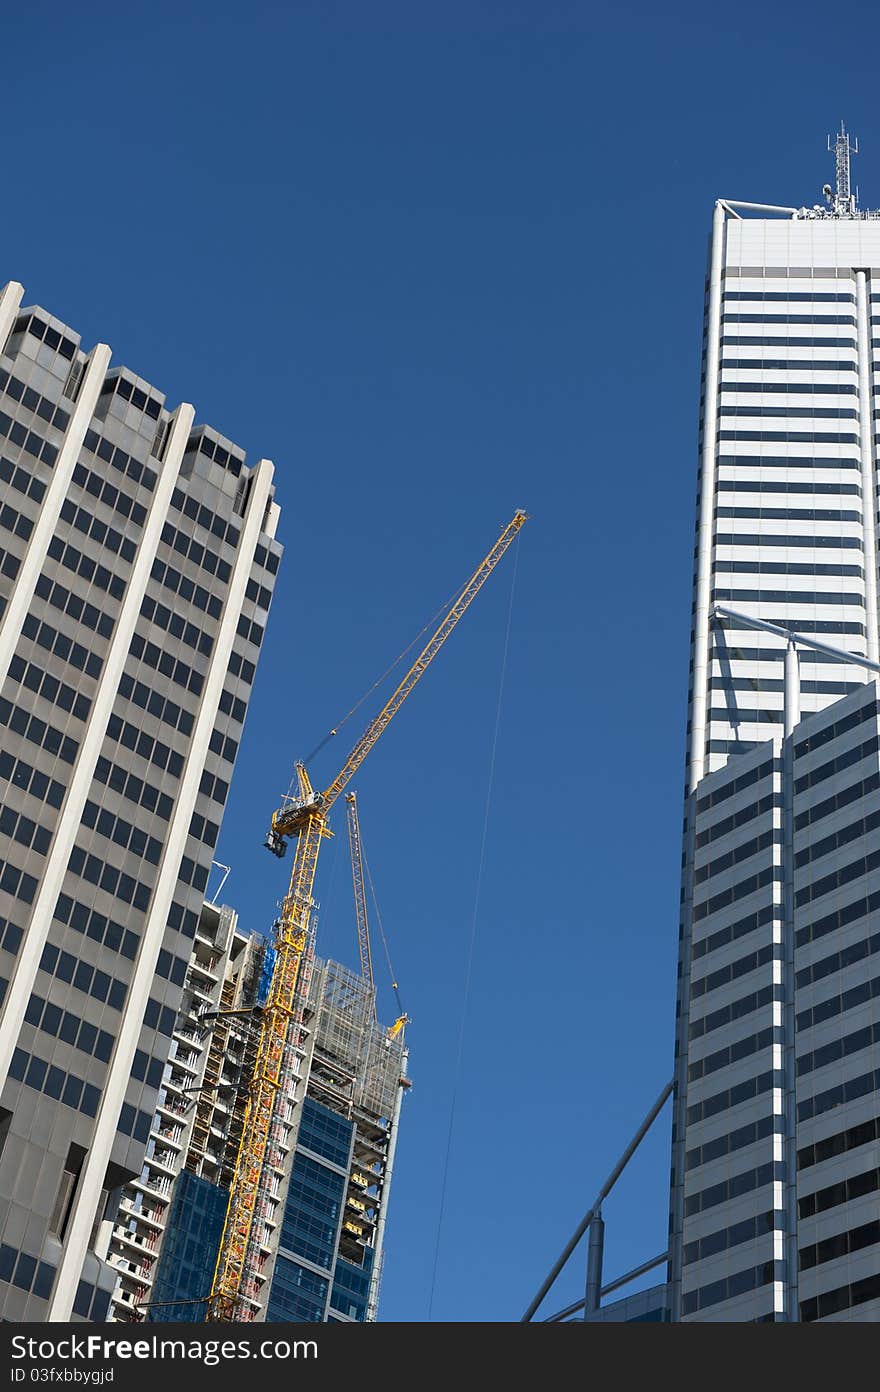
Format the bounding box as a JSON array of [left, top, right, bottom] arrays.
[[689, 201, 726, 793], [584, 1214, 605, 1318], [780, 641, 800, 1319], [856, 270, 879, 664]]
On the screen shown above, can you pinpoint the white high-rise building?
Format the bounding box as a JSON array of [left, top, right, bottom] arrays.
[[670, 127, 880, 1321]]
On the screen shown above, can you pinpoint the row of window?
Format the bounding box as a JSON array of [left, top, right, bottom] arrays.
[[227, 648, 256, 687], [0, 498, 33, 544], [684, 1160, 785, 1218], [82, 427, 157, 494], [13, 312, 78, 361], [715, 561, 863, 578], [142, 995, 180, 1040], [0, 749, 66, 811], [34, 571, 115, 641], [24, 990, 114, 1064], [7, 653, 91, 723], [0, 544, 19, 582], [170, 486, 240, 548], [156, 945, 188, 988], [0, 803, 51, 857], [209, 727, 239, 766], [80, 799, 164, 867], [682, 1261, 776, 1316], [129, 630, 205, 698], [0, 453, 47, 506], [720, 406, 859, 420], [0, 409, 58, 468], [722, 314, 856, 325], [150, 557, 224, 620], [694, 828, 779, 887], [797, 970, 880, 1036], [800, 1269, 880, 1323], [797, 880, 880, 953], [696, 758, 776, 814], [717, 480, 861, 498], [159, 521, 232, 584], [117, 670, 195, 738], [66, 844, 152, 913], [689, 983, 780, 1043], [71, 460, 148, 529], [715, 532, 862, 551], [794, 696, 878, 757], [46, 533, 126, 602], [712, 648, 851, 669], [693, 865, 779, 923], [131, 1048, 165, 1090], [797, 1019, 880, 1080], [683, 1209, 777, 1268], [117, 1102, 153, 1146], [689, 1025, 780, 1083], [719, 359, 857, 371], [695, 793, 777, 850], [39, 939, 127, 1012], [199, 767, 230, 808], [105, 711, 185, 779], [245, 576, 272, 611], [716, 503, 861, 520], [175, 855, 210, 893], [58, 497, 138, 565], [187, 431, 244, 478], [708, 707, 790, 726], [21, 610, 103, 681], [93, 754, 174, 822], [793, 733, 879, 797], [189, 810, 220, 847], [795, 805, 880, 871], [0, 364, 70, 430], [52, 889, 139, 962], [797, 925, 880, 993], [217, 688, 247, 725], [691, 904, 775, 966], [0, 696, 78, 766], [236, 612, 265, 649], [140, 595, 213, 658], [686, 1069, 778, 1128], [711, 677, 858, 698], [798, 1113, 880, 1173], [0, 1244, 56, 1302], [721, 335, 855, 347], [8, 1045, 101, 1117], [0, 917, 23, 957], [100, 373, 163, 422], [717, 433, 860, 446], [721, 383, 857, 397], [254, 542, 281, 575], [723, 292, 855, 303], [0, 856, 37, 906], [685, 1112, 779, 1172], [798, 1163, 880, 1220], [796, 844, 880, 911], [798, 1065, 880, 1124]]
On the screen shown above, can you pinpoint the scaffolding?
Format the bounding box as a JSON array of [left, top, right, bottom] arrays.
[[308, 959, 405, 1122]]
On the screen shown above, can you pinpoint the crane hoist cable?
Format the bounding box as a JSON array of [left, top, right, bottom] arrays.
[[206, 508, 528, 1321], [362, 840, 406, 1028]]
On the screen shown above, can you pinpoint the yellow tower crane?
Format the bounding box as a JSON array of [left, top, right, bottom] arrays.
[[346, 791, 409, 1040], [206, 508, 528, 1320]]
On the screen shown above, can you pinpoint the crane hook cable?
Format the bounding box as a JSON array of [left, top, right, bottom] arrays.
[[294, 577, 469, 781], [426, 529, 522, 1321], [362, 842, 405, 1021]]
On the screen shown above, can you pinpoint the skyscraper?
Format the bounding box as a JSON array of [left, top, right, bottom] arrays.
[[670, 127, 880, 1321], [0, 281, 282, 1321]]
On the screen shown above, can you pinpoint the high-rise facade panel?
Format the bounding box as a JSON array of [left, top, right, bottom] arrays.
[[0, 280, 282, 1321]]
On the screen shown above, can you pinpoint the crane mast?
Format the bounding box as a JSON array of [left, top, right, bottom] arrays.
[[345, 792, 376, 1007], [207, 508, 527, 1320]]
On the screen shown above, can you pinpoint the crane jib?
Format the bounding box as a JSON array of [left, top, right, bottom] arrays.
[[207, 509, 527, 1319]]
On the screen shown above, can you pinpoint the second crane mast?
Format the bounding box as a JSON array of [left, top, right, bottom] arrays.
[[345, 791, 376, 1008], [208, 508, 528, 1320]]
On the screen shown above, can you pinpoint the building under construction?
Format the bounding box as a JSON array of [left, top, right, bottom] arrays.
[[108, 900, 409, 1322]]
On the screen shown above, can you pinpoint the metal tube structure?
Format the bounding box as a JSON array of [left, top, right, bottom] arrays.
[[520, 1079, 673, 1322], [720, 200, 799, 215], [713, 604, 880, 676], [784, 642, 801, 738], [542, 1252, 670, 1323], [584, 1215, 605, 1314], [856, 270, 880, 664], [689, 202, 726, 794]]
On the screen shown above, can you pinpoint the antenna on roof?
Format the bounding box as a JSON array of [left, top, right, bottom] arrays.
[[825, 121, 859, 215]]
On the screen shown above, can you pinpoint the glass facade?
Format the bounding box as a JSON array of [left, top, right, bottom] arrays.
[[148, 1171, 227, 1322]]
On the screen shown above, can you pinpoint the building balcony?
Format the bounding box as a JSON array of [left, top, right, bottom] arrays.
[[117, 1198, 166, 1233]]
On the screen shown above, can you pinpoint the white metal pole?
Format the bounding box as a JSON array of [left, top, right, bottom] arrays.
[[689, 201, 726, 793], [784, 641, 801, 737], [856, 270, 879, 664]]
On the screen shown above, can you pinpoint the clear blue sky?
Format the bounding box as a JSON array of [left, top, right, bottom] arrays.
[[5, 0, 880, 1323]]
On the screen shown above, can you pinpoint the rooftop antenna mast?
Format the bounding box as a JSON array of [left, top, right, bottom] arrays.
[[825, 121, 859, 215]]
